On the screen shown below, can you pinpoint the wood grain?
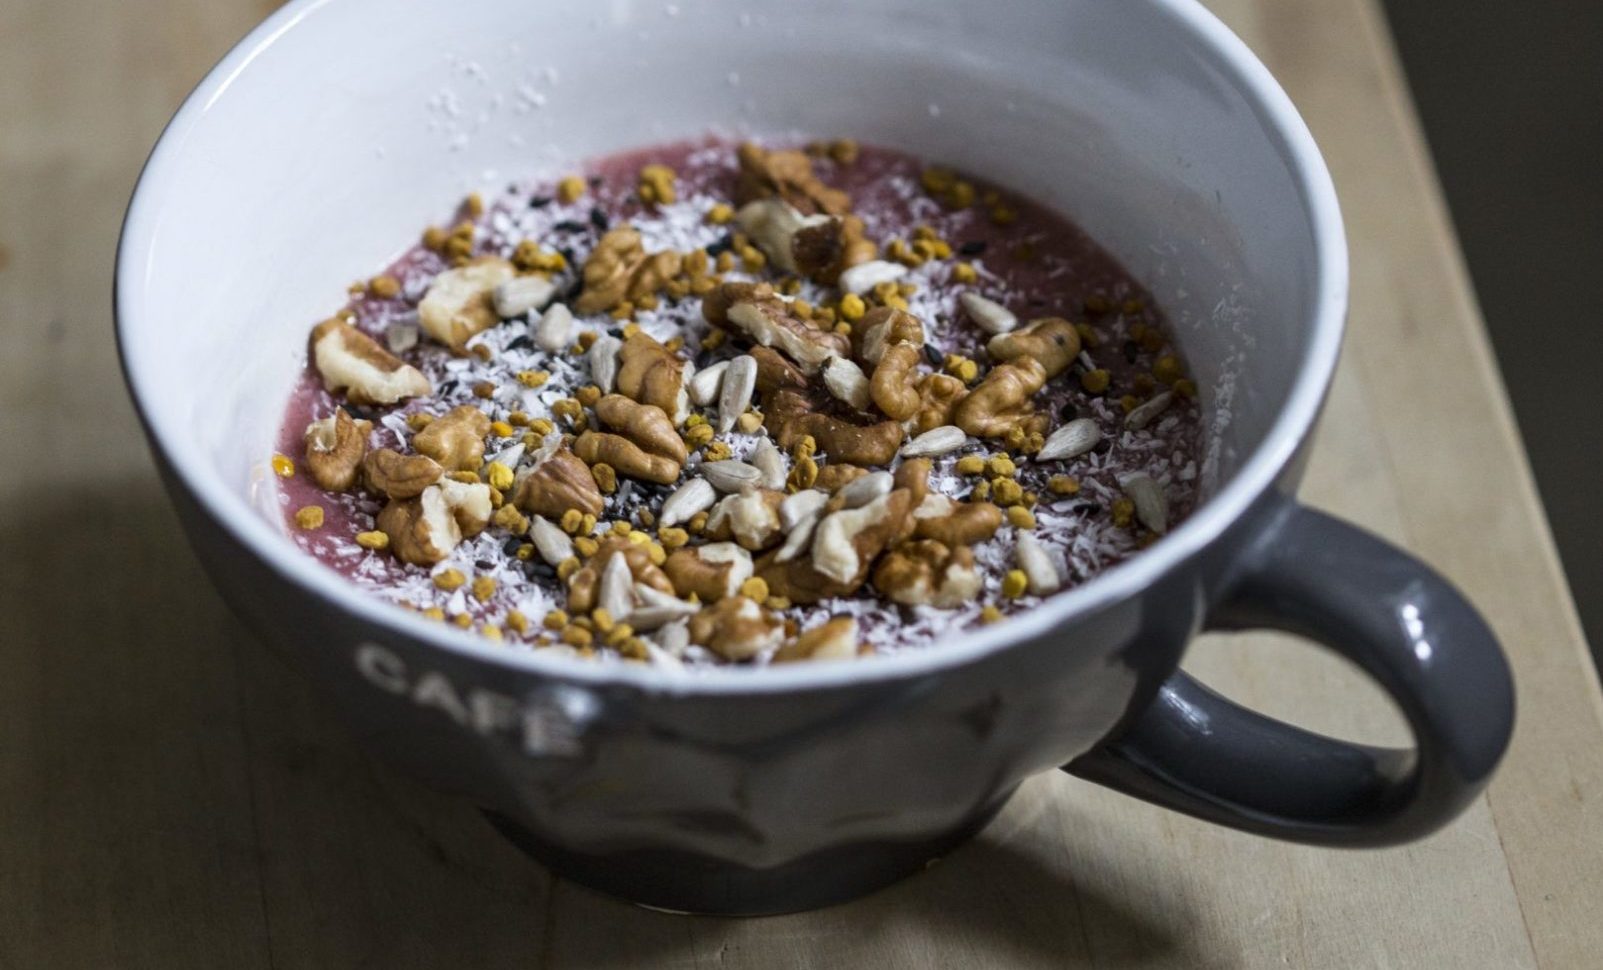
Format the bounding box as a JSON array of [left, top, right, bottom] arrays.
[[1, 0, 1598, 967]]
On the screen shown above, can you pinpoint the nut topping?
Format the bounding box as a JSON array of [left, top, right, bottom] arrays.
[[593, 394, 688, 466], [512, 434, 604, 518], [302, 408, 371, 492], [734, 142, 851, 216], [493, 274, 557, 319], [664, 541, 753, 602], [574, 227, 684, 315], [377, 486, 460, 566], [873, 540, 982, 608], [688, 595, 785, 662], [362, 447, 444, 499], [412, 404, 490, 471], [418, 257, 517, 351], [615, 331, 688, 423], [309, 318, 431, 406], [773, 617, 860, 663]]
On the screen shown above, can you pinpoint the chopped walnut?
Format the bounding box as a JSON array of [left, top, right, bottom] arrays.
[[688, 595, 785, 662], [872, 540, 982, 608], [309, 318, 431, 406], [512, 434, 604, 519], [418, 257, 516, 352], [663, 541, 754, 602], [705, 488, 785, 551], [615, 332, 688, 423], [412, 404, 490, 471], [377, 494, 448, 566], [566, 536, 675, 614], [573, 430, 680, 485], [593, 394, 688, 466], [362, 447, 444, 499], [734, 142, 851, 216], [953, 358, 1047, 439], [302, 408, 371, 492], [986, 317, 1081, 378], [703, 281, 850, 376], [758, 488, 913, 603], [772, 616, 860, 663], [574, 228, 683, 315], [763, 387, 904, 466]]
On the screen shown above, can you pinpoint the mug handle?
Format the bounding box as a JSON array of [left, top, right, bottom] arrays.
[[1064, 496, 1515, 846]]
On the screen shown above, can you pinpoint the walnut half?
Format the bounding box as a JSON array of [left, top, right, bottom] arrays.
[[309, 318, 431, 406], [302, 408, 371, 492]]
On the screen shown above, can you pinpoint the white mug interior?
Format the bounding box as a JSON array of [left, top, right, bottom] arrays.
[[117, 0, 1345, 688]]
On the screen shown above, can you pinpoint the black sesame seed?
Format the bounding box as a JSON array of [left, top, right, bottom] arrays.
[[553, 220, 588, 233], [587, 176, 603, 188], [958, 240, 987, 256], [1060, 402, 1079, 421], [1093, 439, 1113, 454], [557, 246, 577, 265], [705, 234, 735, 257], [345, 407, 377, 423], [439, 380, 459, 395], [475, 559, 494, 571], [589, 207, 609, 231], [923, 344, 944, 367], [607, 327, 623, 338], [1122, 340, 1139, 363], [527, 195, 552, 208], [502, 538, 522, 556], [507, 335, 532, 351]]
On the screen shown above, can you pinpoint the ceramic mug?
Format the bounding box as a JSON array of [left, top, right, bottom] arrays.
[[117, 0, 1515, 914]]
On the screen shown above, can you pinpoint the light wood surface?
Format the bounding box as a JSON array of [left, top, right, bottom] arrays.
[[2, 0, 1599, 966]]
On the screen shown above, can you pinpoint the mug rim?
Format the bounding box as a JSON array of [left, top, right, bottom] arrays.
[[115, 0, 1349, 696]]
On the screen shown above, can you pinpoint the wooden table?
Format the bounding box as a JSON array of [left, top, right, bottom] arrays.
[[3, 0, 1599, 966]]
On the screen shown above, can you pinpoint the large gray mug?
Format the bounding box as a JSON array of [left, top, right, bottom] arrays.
[[117, 0, 1515, 914]]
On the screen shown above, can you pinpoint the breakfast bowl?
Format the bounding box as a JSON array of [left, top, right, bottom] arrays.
[[116, 0, 1515, 914]]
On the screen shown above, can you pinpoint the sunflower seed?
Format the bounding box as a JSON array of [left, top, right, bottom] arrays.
[[776, 515, 819, 562], [385, 318, 420, 354], [780, 489, 829, 530], [751, 436, 787, 490], [1122, 474, 1168, 535], [838, 259, 908, 296], [1015, 531, 1061, 595], [653, 618, 691, 656], [1124, 391, 1174, 431], [659, 478, 716, 526], [628, 583, 699, 631], [534, 302, 574, 352], [900, 425, 966, 457], [494, 275, 556, 318], [598, 552, 635, 620], [701, 459, 763, 494], [1036, 418, 1101, 461], [959, 292, 1017, 334], [528, 515, 574, 566], [717, 355, 757, 432], [588, 333, 622, 393], [688, 359, 729, 407], [836, 470, 893, 508], [823, 356, 871, 411], [488, 442, 525, 470]]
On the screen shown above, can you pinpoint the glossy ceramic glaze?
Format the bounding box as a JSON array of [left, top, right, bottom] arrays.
[[117, 0, 1514, 914]]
